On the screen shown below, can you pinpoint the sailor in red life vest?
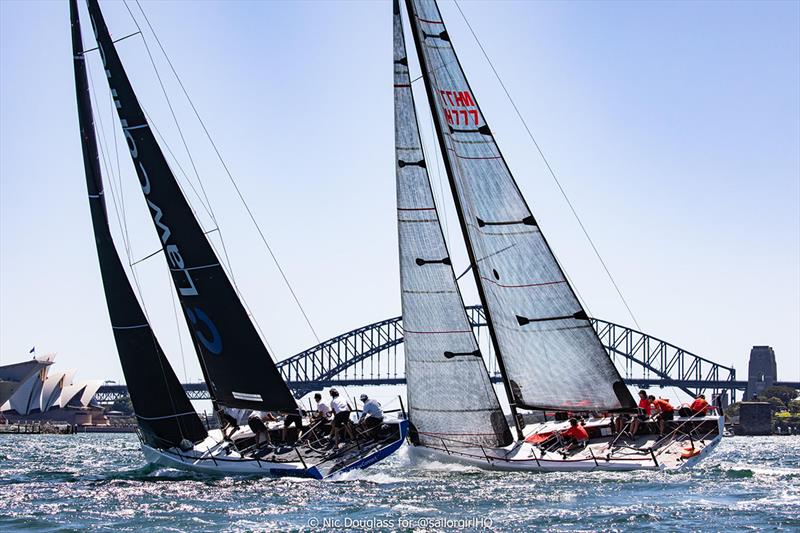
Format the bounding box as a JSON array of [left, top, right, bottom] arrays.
[[652, 396, 675, 436], [690, 394, 709, 415], [630, 390, 652, 436], [560, 418, 589, 450]]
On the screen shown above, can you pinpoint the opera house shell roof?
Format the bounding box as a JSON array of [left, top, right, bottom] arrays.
[[0, 354, 102, 416]]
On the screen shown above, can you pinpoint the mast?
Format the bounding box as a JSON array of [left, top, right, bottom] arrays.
[[394, 0, 511, 447], [70, 0, 206, 448], [404, 0, 635, 415], [402, 0, 524, 439]]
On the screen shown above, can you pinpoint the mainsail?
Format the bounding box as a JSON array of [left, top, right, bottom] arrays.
[[71, 0, 206, 447], [85, 0, 297, 413], [405, 0, 635, 411], [394, 0, 511, 448]]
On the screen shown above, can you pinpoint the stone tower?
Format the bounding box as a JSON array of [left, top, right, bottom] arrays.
[[746, 345, 777, 399]]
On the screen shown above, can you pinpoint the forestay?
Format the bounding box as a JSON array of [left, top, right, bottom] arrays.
[[71, 0, 207, 448], [86, 0, 297, 413], [395, 0, 511, 447], [405, 0, 635, 411]]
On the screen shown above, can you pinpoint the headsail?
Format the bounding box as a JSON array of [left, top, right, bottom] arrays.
[[71, 0, 206, 448], [394, 0, 511, 447], [404, 0, 635, 411], [85, 0, 297, 413]]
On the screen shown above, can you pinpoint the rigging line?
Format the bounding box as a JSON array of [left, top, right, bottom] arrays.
[[130, 228, 220, 267], [453, 0, 641, 330], [85, 54, 132, 259], [131, 0, 320, 344], [107, 72, 132, 258], [129, 247, 162, 267], [167, 267, 189, 383], [455, 263, 472, 281], [81, 30, 141, 53], [122, 0, 239, 287]]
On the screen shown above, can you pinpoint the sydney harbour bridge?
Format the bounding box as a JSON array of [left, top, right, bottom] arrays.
[[95, 306, 800, 405]]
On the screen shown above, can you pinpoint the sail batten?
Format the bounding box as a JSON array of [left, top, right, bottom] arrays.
[[85, 0, 297, 413], [406, 0, 636, 412], [395, 0, 511, 448], [71, 0, 206, 448]]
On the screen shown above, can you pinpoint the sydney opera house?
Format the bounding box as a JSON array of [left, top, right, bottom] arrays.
[[0, 354, 106, 425]]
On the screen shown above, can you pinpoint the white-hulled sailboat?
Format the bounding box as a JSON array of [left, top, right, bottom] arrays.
[[71, 0, 406, 479], [394, 0, 722, 471]]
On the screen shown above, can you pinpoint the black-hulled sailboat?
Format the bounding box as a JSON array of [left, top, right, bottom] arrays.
[[395, 0, 722, 471], [72, 0, 405, 478]]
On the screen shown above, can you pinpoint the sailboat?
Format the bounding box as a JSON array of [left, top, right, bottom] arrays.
[[71, 0, 406, 479], [395, 0, 722, 471]]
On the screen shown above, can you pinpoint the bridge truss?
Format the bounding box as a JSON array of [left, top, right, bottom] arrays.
[[94, 306, 742, 405]]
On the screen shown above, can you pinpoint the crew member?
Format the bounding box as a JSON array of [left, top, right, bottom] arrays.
[[652, 396, 674, 436], [313, 392, 332, 421], [248, 411, 276, 446], [358, 394, 384, 435], [560, 418, 589, 450], [630, 390, 652, 436], [690, 394, 709, 416], [282, 401, 305, 442], [328, 388, 354, 447], [219, 408, 239, 441]]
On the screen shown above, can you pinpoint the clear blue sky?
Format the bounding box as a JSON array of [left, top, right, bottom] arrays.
[[1, 0, 798, 392]]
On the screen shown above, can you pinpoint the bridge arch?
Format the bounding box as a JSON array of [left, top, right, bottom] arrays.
[[277, 306, 738, 400], [94, 307, 741, 404]]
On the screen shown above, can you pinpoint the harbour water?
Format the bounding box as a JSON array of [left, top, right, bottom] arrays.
[[0, 434, 797, 531]]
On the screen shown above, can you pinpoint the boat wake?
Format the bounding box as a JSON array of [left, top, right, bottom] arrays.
[[326, 468, 406, 484], [404, 447, 483, 474]]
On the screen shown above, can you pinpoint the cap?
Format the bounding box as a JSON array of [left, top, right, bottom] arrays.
[[360, 394, 368, 401]]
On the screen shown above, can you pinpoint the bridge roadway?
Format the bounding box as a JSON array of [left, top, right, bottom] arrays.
[[94, 306, 791, 405], [95, 379, 800, 404]]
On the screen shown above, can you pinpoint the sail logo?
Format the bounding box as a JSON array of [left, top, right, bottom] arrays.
[[439, 90, 478, 126], [186, 307, 223, 355]]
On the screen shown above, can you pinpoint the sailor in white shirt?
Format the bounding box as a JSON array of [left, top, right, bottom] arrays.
[[313, 392, 332, 420], [358, 394, 384, 432], [328, 388, 353, 446]]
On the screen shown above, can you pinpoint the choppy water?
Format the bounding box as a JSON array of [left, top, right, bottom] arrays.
[[0, 434, 797, 532]]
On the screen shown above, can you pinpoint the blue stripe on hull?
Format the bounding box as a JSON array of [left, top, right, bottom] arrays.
[[321, 420, 409, 479]]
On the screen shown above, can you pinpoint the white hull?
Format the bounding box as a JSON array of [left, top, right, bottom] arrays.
[[410, 415, 723, 472], [141, 420, 408, 479]]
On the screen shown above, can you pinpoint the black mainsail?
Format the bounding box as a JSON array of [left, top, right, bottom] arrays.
[[394, 0, 511, 448], [404, 0, 635, 412], [85, 0, 297, 413], [71, 0, 206, 448]]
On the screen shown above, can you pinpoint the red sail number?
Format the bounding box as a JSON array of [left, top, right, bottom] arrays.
[[440, 90, 479, 126]]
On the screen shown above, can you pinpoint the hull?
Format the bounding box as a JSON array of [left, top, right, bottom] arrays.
[[410, 415, 723, 472], [142, 420, 408, 480]]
